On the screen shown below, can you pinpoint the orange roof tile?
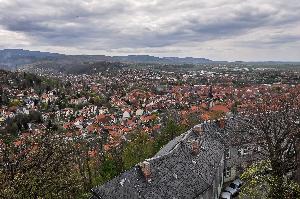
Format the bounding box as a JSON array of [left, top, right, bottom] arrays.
[[201, 113, 210, 121], [211, 105, 230, 113]]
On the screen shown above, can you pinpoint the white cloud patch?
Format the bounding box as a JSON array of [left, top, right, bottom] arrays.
[[0, 0, 299, 61]]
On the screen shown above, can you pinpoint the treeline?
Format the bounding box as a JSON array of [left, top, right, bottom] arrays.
[[0, 119, 189, 198], [30, 61, 129, 75], [0, 130, 88, 198], [0, 71, 63, 107], [0, 111, 43, 142]]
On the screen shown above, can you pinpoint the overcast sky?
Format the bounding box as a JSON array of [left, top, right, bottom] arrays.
[[0, 0, 299, 61]]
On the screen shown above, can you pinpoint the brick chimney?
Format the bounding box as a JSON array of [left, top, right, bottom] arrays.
[[218, 118, 226, 129], [139, 161, 151, 181], [191, 140, 200, 155]]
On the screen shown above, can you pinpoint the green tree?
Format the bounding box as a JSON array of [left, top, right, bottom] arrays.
[[240, 161, 300, 199], [29, 111, 43, 123], [0, 130, 86, 199], [8, 99, 21, 107], [154, 119, 186, 152], [99, 154, 120, 183], [185, 112, 202, 128], [122, 132, 154, 170]]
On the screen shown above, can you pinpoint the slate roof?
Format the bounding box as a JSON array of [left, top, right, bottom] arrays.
[[91, 123, 226, 199], [219, 116, 257, 147]]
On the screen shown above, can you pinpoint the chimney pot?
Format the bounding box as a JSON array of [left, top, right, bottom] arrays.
[[140, 161, 151, 181], [218, 118, 226, 129], [191, 140, 200, 155]]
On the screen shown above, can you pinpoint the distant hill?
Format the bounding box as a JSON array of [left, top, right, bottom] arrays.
[[112, 55, 212, 64], [0, 49, 213, 70], [24, 61, 129, 75], [0, 49, 64, 69], [1, 49, 299, 71]]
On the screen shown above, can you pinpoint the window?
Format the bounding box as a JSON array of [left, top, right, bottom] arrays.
[[225, 167, 231, 178], [225, 148, 230, 159], [229, 183, 238, 189], [243, 147, 249, 155], [238, 148, 242, 156], [238, 147, 250, 156], [257, 146, 261, 152]]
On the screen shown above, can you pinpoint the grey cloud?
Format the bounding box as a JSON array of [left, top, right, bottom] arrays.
[[269, 35, 300, 44], [237, 33, 300, 48], [0, 0, 299, 60]]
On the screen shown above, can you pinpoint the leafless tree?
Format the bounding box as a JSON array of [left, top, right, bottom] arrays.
[[243, 92, 300, 198]]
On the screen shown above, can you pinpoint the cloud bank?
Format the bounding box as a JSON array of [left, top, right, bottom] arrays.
[[0, 0, 299, 61]]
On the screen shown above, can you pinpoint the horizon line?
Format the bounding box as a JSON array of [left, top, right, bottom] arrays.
[[1, 48, 300, 63]]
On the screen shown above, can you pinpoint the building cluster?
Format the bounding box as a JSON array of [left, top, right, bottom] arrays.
[[0, 64, 299, 198], [1, 66, 299, 155], [91, 116, 266, 199]]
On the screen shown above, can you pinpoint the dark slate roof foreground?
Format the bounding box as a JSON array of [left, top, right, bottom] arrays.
[[90, 121, 227, 199]]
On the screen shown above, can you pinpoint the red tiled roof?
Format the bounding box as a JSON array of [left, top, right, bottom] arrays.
[[14, 140, 22, 147], [210, 105, 230, 113], [201, 113, 210, 121]]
